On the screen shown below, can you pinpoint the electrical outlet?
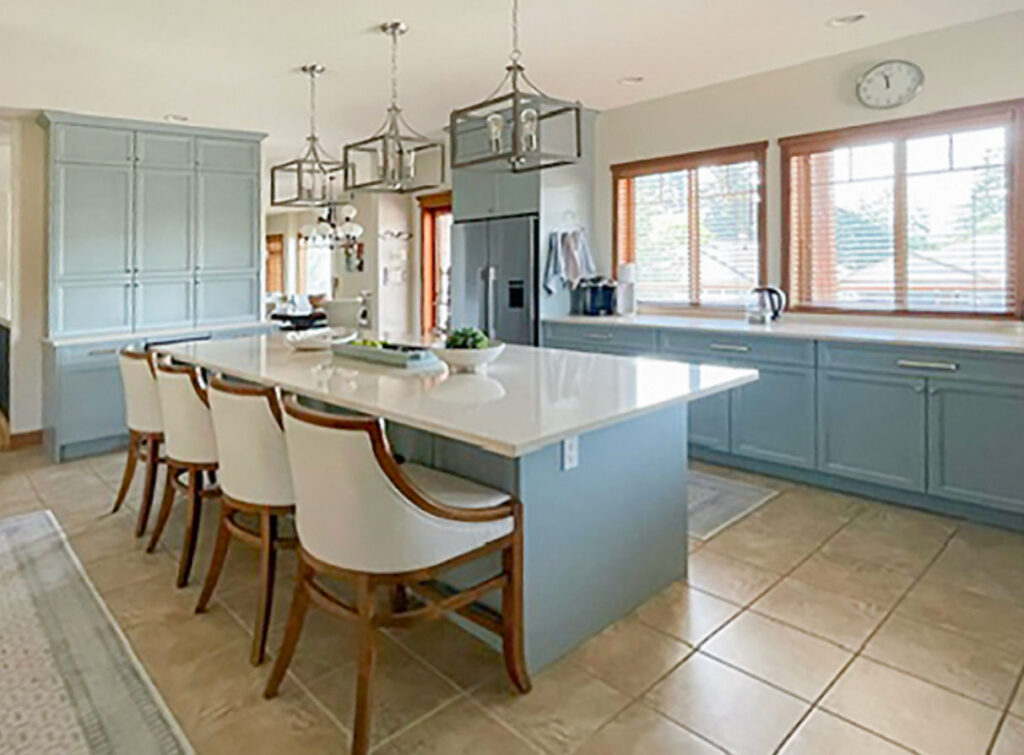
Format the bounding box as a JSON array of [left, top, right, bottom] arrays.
[[561, 436, 579, 471]]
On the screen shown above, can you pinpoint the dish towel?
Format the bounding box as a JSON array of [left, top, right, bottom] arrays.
[[543, 229, 597, 293]]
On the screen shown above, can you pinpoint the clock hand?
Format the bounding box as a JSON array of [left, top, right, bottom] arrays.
[[882, 73, 891, 89]]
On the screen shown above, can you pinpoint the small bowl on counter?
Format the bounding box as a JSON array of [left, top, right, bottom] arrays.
[[431, 342, 506, 373]]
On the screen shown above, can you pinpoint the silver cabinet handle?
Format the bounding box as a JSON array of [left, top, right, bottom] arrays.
[[584, 333, 614, 341], [913, 383, 925, 394], [709, 343, 750, 353], [87, 348, 117, 356], [897, 359, 958, 372]]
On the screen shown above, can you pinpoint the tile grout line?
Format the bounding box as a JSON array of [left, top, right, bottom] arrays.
[[986, 657, 1024, 753], [771, 520, 963, 754]]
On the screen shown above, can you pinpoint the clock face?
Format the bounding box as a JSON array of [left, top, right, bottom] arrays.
[[856, 60, 924, 109]]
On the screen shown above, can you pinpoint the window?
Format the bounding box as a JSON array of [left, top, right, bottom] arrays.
[[419, 191, 453, 334], [613, 142, 766, 307], [782, 100, 1024, 316]]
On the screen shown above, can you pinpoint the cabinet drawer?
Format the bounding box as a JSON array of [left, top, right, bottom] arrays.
[[542, 323, 657, 352], [819, 341, 1024, 386], [58, 341, 132, 369], [661, 330, 815, 366]]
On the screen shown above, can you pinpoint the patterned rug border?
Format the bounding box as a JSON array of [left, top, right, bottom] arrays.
[[2, 509, 194, 754], [688, 471, 779, 541]]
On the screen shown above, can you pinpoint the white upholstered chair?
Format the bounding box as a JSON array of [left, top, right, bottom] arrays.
[[264, 397, 531, 755], [112, 348, 164, 537], [195, 376, 296, 665], [148, 361, 219, 587]]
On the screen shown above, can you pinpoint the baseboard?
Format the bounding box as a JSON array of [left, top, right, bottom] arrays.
[[9, 430, 44, 450]]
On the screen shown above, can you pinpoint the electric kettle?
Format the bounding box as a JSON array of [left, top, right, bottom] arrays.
[[746, 286, 787, 324]]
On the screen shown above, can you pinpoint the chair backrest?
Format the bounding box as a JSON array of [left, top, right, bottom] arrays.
[[282, 397, 492, 574], [119, 349, 163, 434], [208, 376, 293, 506], [156, 362, 217, 465]]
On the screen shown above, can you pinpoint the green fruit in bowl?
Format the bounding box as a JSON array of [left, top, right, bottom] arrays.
[[352, 338, 383, 348], [445, 327, 490, 350]]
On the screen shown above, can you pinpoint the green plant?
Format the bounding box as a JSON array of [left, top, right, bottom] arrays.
[[445, 327, 490, 349]]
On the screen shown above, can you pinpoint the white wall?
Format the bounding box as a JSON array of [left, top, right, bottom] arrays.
[[0, 136, 11, 323], [9, 116, 46, 433], [594, 11, 1024, 284]]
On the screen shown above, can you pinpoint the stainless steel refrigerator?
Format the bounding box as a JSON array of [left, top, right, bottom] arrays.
[[450, 215, 538, 345]]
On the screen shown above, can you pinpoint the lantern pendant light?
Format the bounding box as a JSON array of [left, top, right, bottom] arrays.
[[270, 64, 347, 207], [343, 21, 446, 194], [449, 0, 582, 173]]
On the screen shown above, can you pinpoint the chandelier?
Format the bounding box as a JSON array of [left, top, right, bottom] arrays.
[[301, 203, 364, 251], [343, 21, 446, 194], [449, 0, 582, 173], [270, 64, 347, 207]]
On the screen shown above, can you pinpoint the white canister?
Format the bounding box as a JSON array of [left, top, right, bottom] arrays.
[[616, 263, 638, 315]]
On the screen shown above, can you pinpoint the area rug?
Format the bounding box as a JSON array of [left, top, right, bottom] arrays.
[[688, 471, 778, 541], [0, 511, 191, 754]]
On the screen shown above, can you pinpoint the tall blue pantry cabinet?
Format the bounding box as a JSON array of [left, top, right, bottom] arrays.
[[38, 112, 267, 460]]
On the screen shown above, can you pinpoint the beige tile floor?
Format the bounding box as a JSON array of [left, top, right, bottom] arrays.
[[2, 446, 1024, 754]]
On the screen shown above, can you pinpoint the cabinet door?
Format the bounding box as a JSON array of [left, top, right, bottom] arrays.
[[196, 171, 259, 273], [135, 167, 193, 274], [53, 280, 133, 336], [195, 274, 259, 325], [689, 392, 731, 451], [494, 171, 540, 216], [52, 163, 133, 278], [196, 138, 260, 173], [928, 379, 1024, 512], [817, 370, 926, 491], [134, 277, 195, 331], [136, 132, 194, 169], [53, 124, 134, 165], [731, 364, 816, 468], [59, 362, 126, 445], [452, 169, 496, 221]]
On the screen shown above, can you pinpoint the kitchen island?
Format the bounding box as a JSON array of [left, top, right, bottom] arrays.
[[158, 334, 757, 671]]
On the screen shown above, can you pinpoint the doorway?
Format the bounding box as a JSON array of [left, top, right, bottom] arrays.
[[418, 191, 453, 335]]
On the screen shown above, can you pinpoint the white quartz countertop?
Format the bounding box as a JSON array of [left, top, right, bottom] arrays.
[[546, 314, 1024, 355], [157, 334, 757, 458]]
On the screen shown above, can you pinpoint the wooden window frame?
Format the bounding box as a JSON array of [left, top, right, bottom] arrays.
[[418, 191, 452, 335], [612, 141, 768, 308], [780, 98, 1024, 319]]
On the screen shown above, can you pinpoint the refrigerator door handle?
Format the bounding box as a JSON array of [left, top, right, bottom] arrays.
[[483, 265, 497, 338]]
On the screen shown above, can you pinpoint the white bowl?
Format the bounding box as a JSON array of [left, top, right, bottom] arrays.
[[431, 342, 506, 373], [285, 327, 357, 351]]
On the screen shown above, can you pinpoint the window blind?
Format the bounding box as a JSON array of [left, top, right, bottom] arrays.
[[783, 101, 1023, 317], [613, 142, 766, 307]]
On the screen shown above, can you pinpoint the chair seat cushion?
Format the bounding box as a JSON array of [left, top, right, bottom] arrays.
[[401, 463, 511, 511]]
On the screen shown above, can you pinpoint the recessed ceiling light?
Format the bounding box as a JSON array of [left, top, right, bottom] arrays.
[[827, 13, 866, 27], [163, 113, 189, 123], [618, 75, 645, 85]]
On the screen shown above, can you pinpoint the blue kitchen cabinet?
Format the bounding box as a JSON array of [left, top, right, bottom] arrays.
[[134, 166, 194, 275], [51, 162, 134, 279], [817, 369, 927, 492], [52, 124, 134, 165], [196, 137, 261, 173], [196, 274, 260, 325], [136, 132, 195, 169], [689, 391, 731, 451], [452, 168, 540, 221], [52, 279, 134, 336], [927, 379, 1024, 513], [730, 363, 816, 468], [196, 171, 260, 273]]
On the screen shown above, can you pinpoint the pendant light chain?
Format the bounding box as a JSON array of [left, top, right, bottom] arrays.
[[308, 69, 318, 139], [509, 0, 522, 63], [389, 26, 400, 110]]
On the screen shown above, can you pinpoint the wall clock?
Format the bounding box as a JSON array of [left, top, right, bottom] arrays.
[[856, 60, 924, 109]]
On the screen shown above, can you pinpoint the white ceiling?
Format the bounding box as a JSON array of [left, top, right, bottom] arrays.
[[2, 0, 1023, 160]]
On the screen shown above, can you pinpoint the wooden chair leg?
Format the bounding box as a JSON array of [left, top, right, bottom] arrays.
[[264, 559, 312, 699], [389, 584, 409, 615], [176, 470, 203, 588], [135, 437, 161, 537], [110, 436, 138, 515], [501, 530, 531, 694], [351, 576, 377, 755], [251, 512, 278, 666], [195, 504, 234, 614], [146, 464, 177, 553]]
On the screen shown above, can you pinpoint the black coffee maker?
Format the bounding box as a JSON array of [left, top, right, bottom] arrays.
[[579, 277, 618, 316]]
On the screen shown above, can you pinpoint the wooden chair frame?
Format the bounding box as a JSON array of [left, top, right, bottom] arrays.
[[110, 349, 164, 538], [264, 396, 531, 755], [146, 361, 220, 588], [194, 375, 297, 666]]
